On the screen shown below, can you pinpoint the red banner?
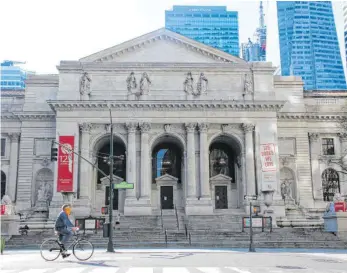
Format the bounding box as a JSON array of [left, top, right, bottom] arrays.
[[57, 136, 75, 192]]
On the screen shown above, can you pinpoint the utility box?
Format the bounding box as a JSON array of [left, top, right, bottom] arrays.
[[103, 223, 110, 238]]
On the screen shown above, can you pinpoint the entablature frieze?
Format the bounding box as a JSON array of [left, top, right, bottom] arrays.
[[47, 100, 285, 112], [278, 113, 346, 121]]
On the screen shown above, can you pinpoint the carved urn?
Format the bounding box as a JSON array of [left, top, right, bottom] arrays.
[[263, 190, 274, 207]]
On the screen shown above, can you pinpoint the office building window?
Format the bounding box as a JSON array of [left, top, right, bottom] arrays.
[[1, 138, 5, 157]]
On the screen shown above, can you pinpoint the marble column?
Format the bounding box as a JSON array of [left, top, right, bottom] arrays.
[[140, 122, 151, 199], [8, 133, 20, 201], [198, 123, 210, 198], [309, 133, 321, 200], [242, 123, 256, 197], [79, 123, 92, 200], [185, 123, 197, 199], [125, 122, 137, 199]]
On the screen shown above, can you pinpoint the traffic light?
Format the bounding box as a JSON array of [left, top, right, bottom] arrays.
[[51, 147, 58, 161]]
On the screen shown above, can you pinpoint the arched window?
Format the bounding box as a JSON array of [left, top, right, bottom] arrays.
[[209, 142, 235, 181], [152, 143, 182, 183], [1, 171, 6, 199], [322, 168, 340, 201]]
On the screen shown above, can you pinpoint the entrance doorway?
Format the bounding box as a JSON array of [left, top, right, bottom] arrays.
[[215, 186, 228, 209], [160, 186, 174, 210], [105, 186, 119, 211]]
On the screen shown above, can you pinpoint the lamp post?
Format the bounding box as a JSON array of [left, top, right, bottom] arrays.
[[107, 106, 115, 253]]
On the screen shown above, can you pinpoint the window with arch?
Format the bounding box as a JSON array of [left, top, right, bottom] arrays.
[[209, 142, 235, 182], [1, 171, 6, 199], [322, 168, 340, 201], [152, 143, 182, 183]]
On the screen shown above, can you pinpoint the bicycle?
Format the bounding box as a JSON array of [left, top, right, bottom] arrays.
[[40, 229, 94, 261]]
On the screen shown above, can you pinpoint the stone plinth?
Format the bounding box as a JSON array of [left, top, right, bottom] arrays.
[[0, 214, 20, 240]]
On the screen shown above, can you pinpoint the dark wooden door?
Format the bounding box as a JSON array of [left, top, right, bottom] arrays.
[[105, 186, 119, 210], [215, 186, 228, 209], [161, 186, 174, 210]]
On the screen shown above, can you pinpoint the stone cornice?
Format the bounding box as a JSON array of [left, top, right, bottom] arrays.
[[1, 112, 20, 120], [47, 100, 285, 112], [13, 112, 56, 121], [278, 113, 346, 121], [58, 61, 250, 73], [26, 75, 59, 87]]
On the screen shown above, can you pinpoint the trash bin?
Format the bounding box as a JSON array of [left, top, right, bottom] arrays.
[[103, 223, 110, 238]]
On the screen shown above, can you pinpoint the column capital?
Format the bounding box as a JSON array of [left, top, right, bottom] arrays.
[[338, 132, 347, 142], [308, 133, 320, 142], [125, 122, 137, 133], [139, 122, 151, 133], [242, 123, 254, 133], [9, 133, 20, 142], [79, 122, 92, 133], [185, 123, 196, 133], [198, 123, 208, 133]]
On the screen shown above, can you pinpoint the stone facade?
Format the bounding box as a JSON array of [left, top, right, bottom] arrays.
[[1, 28, 346, 223]]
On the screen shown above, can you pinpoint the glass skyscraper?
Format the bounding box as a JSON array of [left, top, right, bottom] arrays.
[[277, 1, 346, 91], [344, 3, 347, 68], [165, 6, 239, 57], [1, 61, 34, 90]]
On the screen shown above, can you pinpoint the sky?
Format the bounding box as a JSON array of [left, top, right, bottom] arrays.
[[0, 0, 346, 78]]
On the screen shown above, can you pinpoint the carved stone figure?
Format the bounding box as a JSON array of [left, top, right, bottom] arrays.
[[281, 179, 294, 201], [35, 169, 54, 206], [37, 184, 45, 201], [139, 72, 151, 95], [218, 157, 229, 175], [243, 73, 253, 94], [196, 73, 208, 95], [80, 72, 91, 96], [1, 195, 14, 215], [184, 72, 194, 95], [126, 72, 137, 94]]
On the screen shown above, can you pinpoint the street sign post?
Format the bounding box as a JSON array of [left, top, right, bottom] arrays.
[[114, 181, 134, 189], [244, 195, 257, 252]]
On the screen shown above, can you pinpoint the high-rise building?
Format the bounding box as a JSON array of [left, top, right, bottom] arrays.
[[241, 1, 267, 62], [165, 6, 239, 57], [277, 1, 346, 91], [1, 60, 34, 90], [344, 3, 347, 67]]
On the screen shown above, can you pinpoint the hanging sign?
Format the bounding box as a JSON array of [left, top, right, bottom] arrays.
[[260, 143, 277, 172], [57, 136, 75, 192]]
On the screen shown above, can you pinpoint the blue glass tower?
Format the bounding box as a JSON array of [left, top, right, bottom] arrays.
[[1, 61, 33, 90], [277, 1, 346, 91], [165, 6, 239, 57]]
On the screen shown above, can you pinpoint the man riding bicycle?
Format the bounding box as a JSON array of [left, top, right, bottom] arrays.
[[54, 204, 79, 258]]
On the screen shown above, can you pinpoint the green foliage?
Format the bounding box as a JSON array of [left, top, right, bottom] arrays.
[[0, 237, 5, 254]]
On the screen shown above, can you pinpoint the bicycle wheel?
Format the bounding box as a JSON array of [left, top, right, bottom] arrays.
[[40, 239, 61, 261], [73, 239, 94, 261]]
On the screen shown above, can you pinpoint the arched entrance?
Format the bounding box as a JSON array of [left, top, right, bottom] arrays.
[[1, 171, 6, 199], [209, 134, 242, 209], [322, 168, 340, 201], [94, 135, 126, 211], [151, 135, 184, 210]]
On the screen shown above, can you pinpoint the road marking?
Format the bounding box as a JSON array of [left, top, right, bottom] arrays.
[[91, 256, 133, 261], [126, 268, 153, 273], [197, 268, 223, 273], [89, 268, 119, 273], [163, 268, 190, 273], [54, 268, 87, 273], [0, 270, 16, 273], [226, 268, 252, 273]]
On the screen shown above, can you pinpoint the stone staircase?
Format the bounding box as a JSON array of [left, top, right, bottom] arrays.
[[5, 212, 347, 250]]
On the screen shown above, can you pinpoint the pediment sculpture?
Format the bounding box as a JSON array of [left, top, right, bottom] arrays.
[[126, 72, 137, 94], [139, 72, 151, 95], [126, 72, 151, 97], [80, 72, 92, 98], [184, 72, 208, 96]]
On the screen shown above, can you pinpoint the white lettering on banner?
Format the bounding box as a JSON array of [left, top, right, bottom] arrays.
[[260, 143, 277, 172]]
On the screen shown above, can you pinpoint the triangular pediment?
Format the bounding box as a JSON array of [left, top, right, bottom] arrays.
[[210, 174, 233, 182], [100, 174, 124, 184], [155, 173, 178, 182], [80, 28, 246, 64]]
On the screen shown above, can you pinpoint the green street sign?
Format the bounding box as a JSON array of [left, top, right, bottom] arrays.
[[113, 181, 134, 189]]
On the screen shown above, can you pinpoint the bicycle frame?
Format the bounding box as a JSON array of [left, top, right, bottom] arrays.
[[58, 233, 85, 251]]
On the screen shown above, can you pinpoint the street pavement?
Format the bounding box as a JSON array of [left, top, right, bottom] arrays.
[[1, 249, 347, 273]]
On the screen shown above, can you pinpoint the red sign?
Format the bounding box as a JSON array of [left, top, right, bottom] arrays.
[[57, 136, 75, 192], [0, 205, 5, 215], [260, 143, 277, 172], [334, 202, 347, 212]]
